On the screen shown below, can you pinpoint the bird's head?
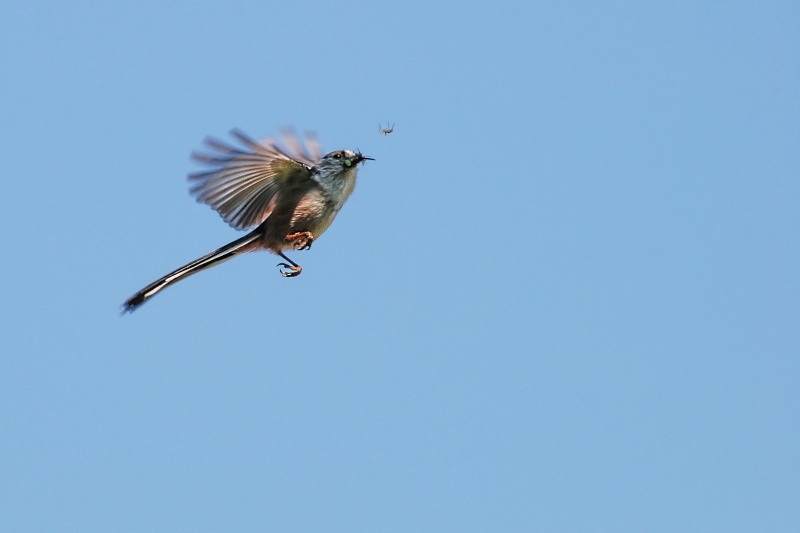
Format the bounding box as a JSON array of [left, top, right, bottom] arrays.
[[315, 150, 374, 176]]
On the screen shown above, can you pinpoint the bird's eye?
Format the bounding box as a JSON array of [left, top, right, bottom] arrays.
[[333, 153, 342, 159]]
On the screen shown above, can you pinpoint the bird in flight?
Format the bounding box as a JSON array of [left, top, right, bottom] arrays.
[[123, 129, 373, 313]]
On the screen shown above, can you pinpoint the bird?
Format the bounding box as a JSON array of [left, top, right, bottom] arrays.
[[122, 129, 373, 313]]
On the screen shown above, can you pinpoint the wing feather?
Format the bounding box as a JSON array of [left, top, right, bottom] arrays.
[[188, 129, 320, 230]]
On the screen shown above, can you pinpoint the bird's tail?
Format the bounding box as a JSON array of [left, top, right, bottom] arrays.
[[123, 231, 261, 313]]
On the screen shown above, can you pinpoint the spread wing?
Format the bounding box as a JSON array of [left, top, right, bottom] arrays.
[[188, 129, 322, 230]]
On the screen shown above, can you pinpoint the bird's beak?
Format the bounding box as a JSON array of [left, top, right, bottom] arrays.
[[357, 154, 374, 163]]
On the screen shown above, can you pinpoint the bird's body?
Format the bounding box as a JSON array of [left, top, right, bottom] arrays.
[[259, 164, 358, 251], [123, 129, 371, 312]]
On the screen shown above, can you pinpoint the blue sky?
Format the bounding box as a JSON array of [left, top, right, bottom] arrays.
[[1, 1, 798, 531]]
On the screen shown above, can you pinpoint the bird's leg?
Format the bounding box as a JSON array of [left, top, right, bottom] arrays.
[[285, 231, 315, 251], [276, 252, 303, 277], [277, 232, 314, 277]]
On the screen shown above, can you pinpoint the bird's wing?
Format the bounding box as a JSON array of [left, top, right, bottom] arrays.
[[188, 129, 321, 230]]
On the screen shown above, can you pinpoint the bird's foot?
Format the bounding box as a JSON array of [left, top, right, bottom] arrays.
[[285, 231, 314, 251], [277, 263, 303, 277]]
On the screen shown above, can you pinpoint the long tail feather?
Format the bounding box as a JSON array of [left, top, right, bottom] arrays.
[[122, 231, 261, 313]]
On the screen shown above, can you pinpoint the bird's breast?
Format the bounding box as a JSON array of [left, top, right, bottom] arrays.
[[267, 175, 357, 252]]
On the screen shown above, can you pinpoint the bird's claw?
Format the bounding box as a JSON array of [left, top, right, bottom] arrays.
[[277, 263, 303, 277], [285, 231, 314, 251]]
